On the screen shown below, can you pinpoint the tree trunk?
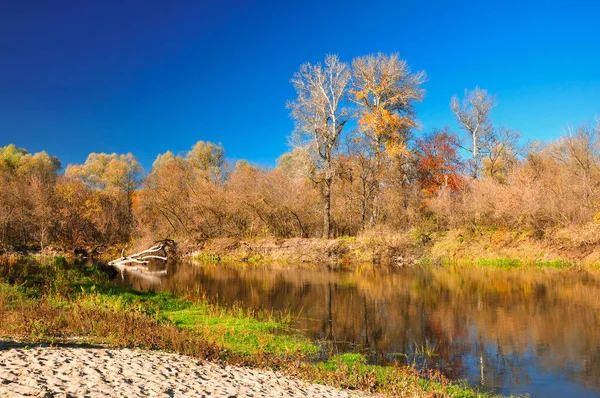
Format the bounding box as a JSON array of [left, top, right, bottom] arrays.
[[360, 180, 367, 227], [369, 145, 383, 227], [370, 193, 378, 227], [323, 177, 331, 239], [472, 132, 479, 179]]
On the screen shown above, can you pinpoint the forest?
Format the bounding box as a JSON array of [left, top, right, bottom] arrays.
[[1, 53, 599, 254]]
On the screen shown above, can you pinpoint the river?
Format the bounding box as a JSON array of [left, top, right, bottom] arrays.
[[117, 261, 600, 397]]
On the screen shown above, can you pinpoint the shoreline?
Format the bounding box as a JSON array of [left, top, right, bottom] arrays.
[[185, 228, 600, 270], [5, 226, 600, 271], [0, 342, 373, 398]]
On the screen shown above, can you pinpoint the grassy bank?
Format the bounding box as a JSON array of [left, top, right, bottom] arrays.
[[0, 257, 497, 397], [187, 225, 600, 270], [0, 257, 315, 356], [5, 223, 600, 272]]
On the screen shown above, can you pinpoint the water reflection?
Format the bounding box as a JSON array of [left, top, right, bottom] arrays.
[[118, 262, 600, 397]]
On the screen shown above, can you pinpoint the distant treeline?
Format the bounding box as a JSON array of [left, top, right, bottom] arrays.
[[1, 53, 599, 251]]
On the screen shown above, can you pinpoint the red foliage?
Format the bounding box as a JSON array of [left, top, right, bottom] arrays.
[[416, 127, 465, 197]]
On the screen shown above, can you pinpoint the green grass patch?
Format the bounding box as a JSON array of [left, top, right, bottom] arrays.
[[309, 353, 494, 397], [161, 305, 317, 355], [320, 353, 367, 370], [532, 259, 571, 269], [0, 257, 317, 357], [440, 257, 572, 269], [337, 236, 356, 243], [476, 258, 523, 268], [191, 252, 267, 265], [191, 253, 222, 262], [75, 284, 317, 356]]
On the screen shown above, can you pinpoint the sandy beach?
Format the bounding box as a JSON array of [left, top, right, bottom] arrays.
[[0, 343, 375, 397]]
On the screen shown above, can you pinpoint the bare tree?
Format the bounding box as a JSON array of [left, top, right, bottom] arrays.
[[549, 122, 600, 206], [481, 127, 522, 183], [451, 87, 497, 179], [343, 133, 379, 227], [288, 54, 351, 238]]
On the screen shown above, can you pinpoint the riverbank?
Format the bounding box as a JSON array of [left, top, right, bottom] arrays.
[[4, 225, 600, 271], [0, 258, 494, 397], [187, 226, 600, 270]]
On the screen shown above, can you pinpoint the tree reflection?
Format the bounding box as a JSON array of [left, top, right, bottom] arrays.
[[120, 263, 600, 395]]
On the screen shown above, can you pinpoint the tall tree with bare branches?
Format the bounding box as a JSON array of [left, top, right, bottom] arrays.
[[288, 54, 351, 238], [481, 126, 522, 183], [451, 87, 497, 179]]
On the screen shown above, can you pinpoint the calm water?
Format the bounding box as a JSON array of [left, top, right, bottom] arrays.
[[117, 261, 600, 397]]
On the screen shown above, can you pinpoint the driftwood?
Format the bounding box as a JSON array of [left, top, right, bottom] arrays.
[[108, 240, 173, 279]]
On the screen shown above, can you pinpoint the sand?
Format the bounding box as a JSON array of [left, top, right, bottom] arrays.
[[0, 344, 375, 397]]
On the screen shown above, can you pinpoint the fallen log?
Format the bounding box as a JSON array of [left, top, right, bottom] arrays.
[[108, 240, 173, 279]]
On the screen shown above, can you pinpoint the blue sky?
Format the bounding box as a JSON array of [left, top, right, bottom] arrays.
[[1, 0, 599, 171]]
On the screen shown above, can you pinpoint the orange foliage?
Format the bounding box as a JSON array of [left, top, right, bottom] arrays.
[[416, 128, 465, 197]]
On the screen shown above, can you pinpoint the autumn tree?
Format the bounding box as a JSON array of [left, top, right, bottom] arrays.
[[137, 141, 229, 241], [187, 141, 226, 183], [416, 127, 464, 197], [53, 177, 98, 249], [288, 54, 351, 238], [548, 122, 600, 209], [276, 147, 313, 182], [0, 145, 30, 245], [66, 153, 141, 196], [138, 152, 193, 239], [228, 161, 319, 238], [0, 144, 28, 173], [351, 53, 426, 225], [185, 142, 229, 237], [66, 153, 142, 245], [342, 134, 380, 228], [19, 151, 61, 253], [0, 145, 60, 250], [450, 87, 497, 179], [481, 127, 521, 183]]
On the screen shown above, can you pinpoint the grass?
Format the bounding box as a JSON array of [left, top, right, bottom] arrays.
[[191, 252, 222, 262], [0, 257, 315, 357], [0, 257, 504, 397], [301, 353, 493, 398], [191, 252, 266, 265], [66, 285, 316, 357], [337, 235, 357, 243], [426, 227, 589, 270], [438, 257, 572, 269]]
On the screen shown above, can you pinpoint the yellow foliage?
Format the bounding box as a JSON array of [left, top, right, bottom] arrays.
[[84, 197, 102, 220]]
